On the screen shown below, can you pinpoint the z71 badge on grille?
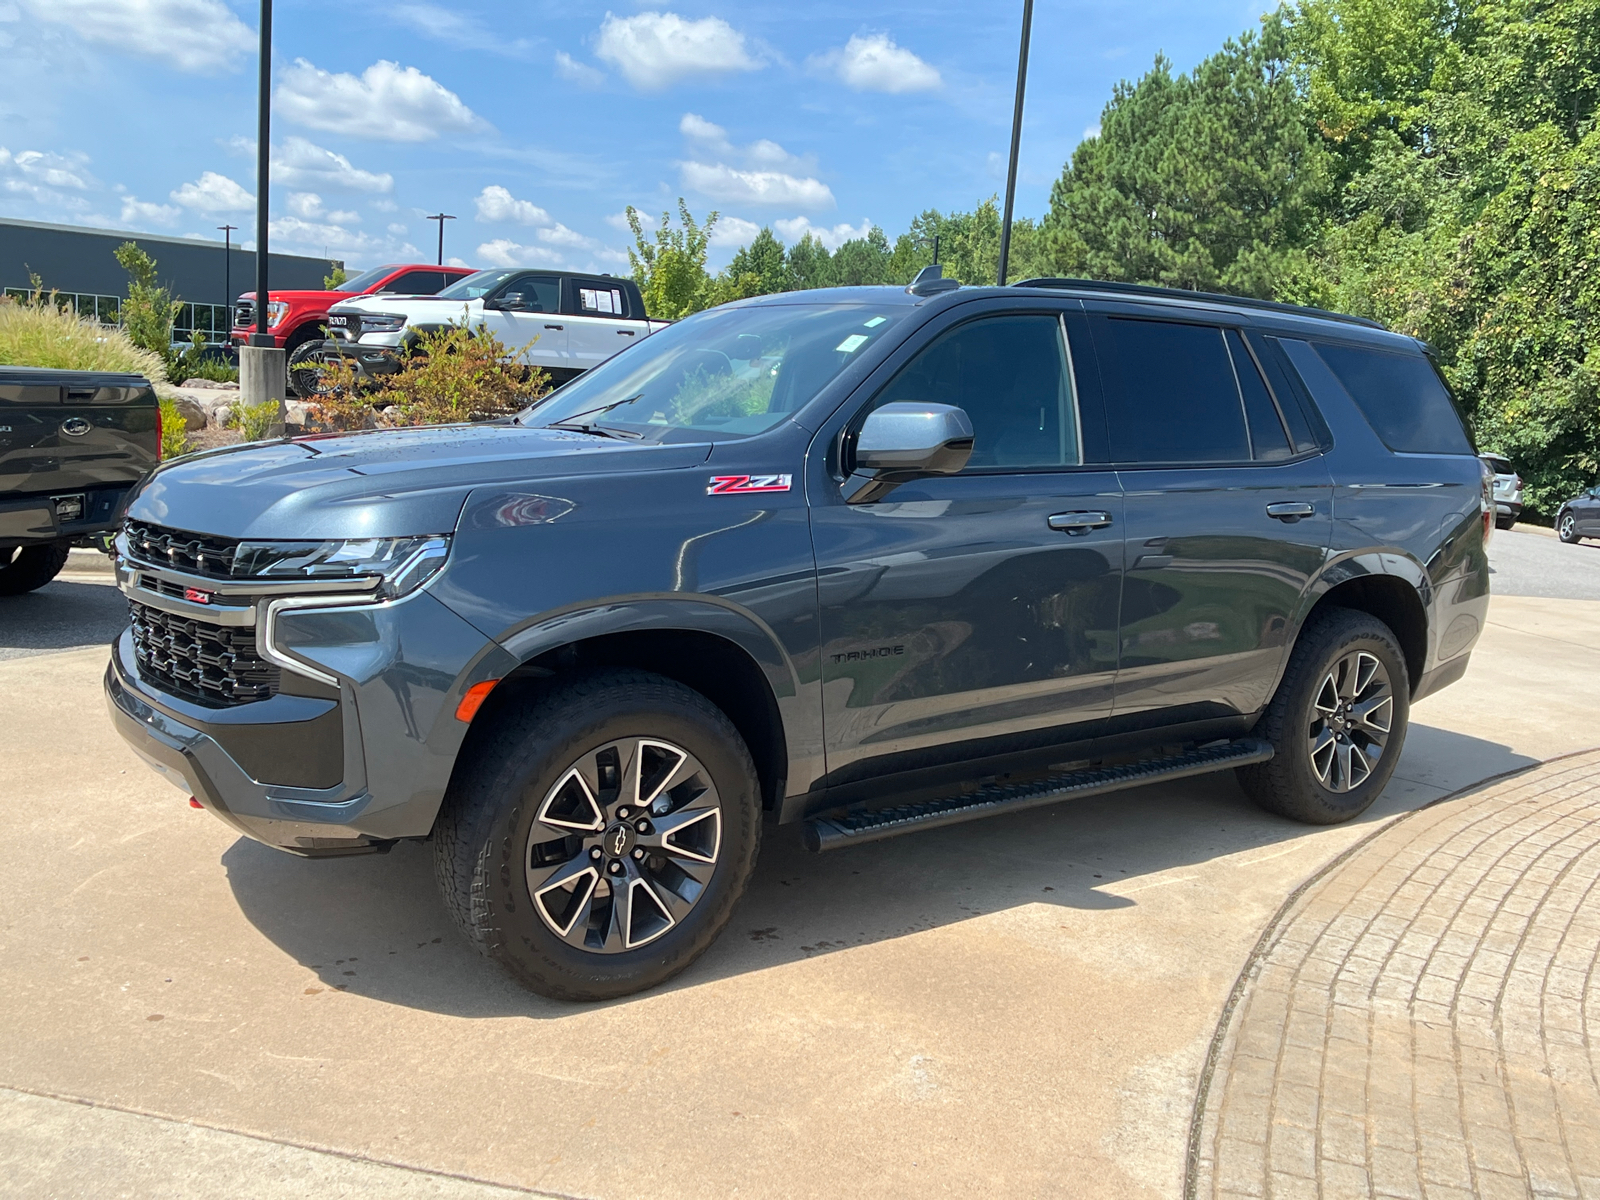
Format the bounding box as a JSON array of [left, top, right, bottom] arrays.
[[707, 474, 792, 495]]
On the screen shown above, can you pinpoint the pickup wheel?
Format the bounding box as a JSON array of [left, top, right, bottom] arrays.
[[433, 669, 761, 1001], [0, 542, 71, 596], [286, 339, 329, 399], [1237, 608, 1410, 825]]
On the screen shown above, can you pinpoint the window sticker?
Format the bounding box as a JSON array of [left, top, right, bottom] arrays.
[[835, 334, 869, 353], [863, 316, 887, 328], [579, 288, 621, 314]]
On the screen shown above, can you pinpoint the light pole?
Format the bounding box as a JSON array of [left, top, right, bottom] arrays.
[[426, 213, 456, 265], [217, 223, 236, 343], [240, 0, 288, 427], [996, 0, 1035, 286]]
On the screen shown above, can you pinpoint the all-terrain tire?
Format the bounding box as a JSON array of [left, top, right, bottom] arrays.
[[1236, 607, 1410, 825], [286, 335, 326, 399], [0, 542, 71, 596], [432, 669, 762, 1001]]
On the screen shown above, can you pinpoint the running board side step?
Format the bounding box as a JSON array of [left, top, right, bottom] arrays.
[[803, 738, 1274, 852]]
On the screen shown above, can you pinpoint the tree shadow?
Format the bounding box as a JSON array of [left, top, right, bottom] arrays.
[[221, 722, 1538, 1019]]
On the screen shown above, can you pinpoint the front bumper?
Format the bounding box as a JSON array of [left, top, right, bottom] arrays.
[[105, 562, 514, 855], [317, 339, 404, 382]]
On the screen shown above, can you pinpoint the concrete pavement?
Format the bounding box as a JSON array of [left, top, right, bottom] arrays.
[[0, 547, 1596, 1196]]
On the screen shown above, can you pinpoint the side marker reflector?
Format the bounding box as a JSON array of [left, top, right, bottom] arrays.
[[189, 796, 203, 809], [455, 679, 500, 723]]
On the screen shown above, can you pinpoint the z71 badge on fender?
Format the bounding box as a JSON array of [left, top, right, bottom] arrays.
[[707, 474, 793, 495]]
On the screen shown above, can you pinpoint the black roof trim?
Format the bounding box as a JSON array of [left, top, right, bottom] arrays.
[[1011, 277, 1386, 330]]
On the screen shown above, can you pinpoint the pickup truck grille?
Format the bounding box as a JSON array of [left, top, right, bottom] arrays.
[[234, 301, 254, 329], [129, 599, 279, 706], [124, 520, 241, 579]]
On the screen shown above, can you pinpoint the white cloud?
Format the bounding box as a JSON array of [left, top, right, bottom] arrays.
[[680, 162, 833, 209], [595, 11, 759, 90], [1083, 124, 1102, 140], [120, 195, 180, 225], [809, 32, 940, 94], [393, 4, 534, 56], [555, 51, 605, 87], [388, 222, 409, 235], [476, 238, 566, 268], [0, 147, 96, 199], [707, 215, 760, 248], [170, 171, 254, 212], [243, 136, 395, 194], [18, 0, 252, 73], [538, 222, 592, 248], [276, 58, 482, 142], [676, 114, 830, 209], [286, 191, 357, 223], [269, 214, 418, 263], [475, 184, 550, 227], [773, 216, 872, 250]]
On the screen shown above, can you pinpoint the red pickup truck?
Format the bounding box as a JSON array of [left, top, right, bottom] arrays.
[[232, 263, 475, 396]]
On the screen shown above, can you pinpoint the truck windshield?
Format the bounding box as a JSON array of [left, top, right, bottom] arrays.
[[436, 269, 522, 301], [521, 303, 907, 439], [337, 265, 402, 292]]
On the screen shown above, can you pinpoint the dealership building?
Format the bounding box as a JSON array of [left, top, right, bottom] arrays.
[[0, 217, 339, 344]]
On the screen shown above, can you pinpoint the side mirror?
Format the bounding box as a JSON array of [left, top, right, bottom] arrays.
[[484, 296, 527, 312], [842, 402, 974, 504]]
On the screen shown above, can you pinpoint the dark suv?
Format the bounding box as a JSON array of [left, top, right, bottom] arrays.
[[105, 275, 1490, 1000]]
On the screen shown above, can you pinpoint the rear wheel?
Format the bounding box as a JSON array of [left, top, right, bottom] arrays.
[[1559, 512, 1581, 543], [433, 669, 761, 1001], [0, 542, 71, 596], [1238, 608, 1410, 825]]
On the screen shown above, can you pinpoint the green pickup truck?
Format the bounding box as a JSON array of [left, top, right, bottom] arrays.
[[0, 366, 159, 594]]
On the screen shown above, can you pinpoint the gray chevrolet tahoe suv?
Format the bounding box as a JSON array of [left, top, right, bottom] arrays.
[[106, 275, 1491, 1000]]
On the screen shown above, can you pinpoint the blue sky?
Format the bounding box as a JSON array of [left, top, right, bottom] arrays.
[[1, 0, 1271, 278]]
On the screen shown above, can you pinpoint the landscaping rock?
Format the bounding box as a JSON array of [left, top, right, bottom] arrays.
[[169, 395, 208, 431], [179, 378, 235, 390]]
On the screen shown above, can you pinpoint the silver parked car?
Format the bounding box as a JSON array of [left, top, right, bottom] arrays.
[[1482, 453, 1522, 529]]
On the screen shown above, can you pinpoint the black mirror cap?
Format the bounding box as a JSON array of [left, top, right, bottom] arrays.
[[843, 402, 974, 503]]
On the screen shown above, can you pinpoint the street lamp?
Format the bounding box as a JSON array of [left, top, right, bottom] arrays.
[[426, 213, 456, 266], [240, 0, 289, 428], [217, 223, 236, 343], [996, 0, 1035, 286]]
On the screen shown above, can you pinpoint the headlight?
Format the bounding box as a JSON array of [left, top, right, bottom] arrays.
[[359, 313, 407, 334], [265, 300, 289, 327], [232, 535, 449, 599]]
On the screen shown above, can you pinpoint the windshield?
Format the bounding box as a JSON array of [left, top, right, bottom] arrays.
[[437, 268, 523, 301], [521, 302, 907, 440], [337, 265, 402, 293]]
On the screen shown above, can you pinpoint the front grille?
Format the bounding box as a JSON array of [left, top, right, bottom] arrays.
[[129, 599, 279, 706], [124, 520, 241, 579], [328, 312, 359, 340], [235, 301, 254, 329]]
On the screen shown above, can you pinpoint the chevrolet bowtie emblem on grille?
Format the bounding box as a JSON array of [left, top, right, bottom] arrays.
[[183, 587, 214, 604], [707, 474, 792, 495]]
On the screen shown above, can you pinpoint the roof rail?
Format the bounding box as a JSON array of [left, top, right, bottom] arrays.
[[1010, 277, 1386, 331]]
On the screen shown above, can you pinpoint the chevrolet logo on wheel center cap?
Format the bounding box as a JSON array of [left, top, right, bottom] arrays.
[[604, 822, 634, 859]]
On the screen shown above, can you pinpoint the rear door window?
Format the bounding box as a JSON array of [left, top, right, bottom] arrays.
[[1226, 330, 1292, 461], [1311, 341, 1474, 455], [1095, 317, 1250, 463], [574, 282, 630, 319]]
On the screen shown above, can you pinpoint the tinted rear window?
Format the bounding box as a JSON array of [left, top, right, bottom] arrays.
[[1312, 342, 1474, 455], [1097, 318, 1250, 463]]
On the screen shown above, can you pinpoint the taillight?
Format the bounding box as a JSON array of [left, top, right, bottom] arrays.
[[1480, 459, 1494, 543]]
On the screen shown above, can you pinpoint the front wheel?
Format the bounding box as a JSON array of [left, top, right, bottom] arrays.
[[433, 669, 761, 1001], [1237, 608, 1410, 825], [1559, 512, 1581, 543], [287, 338, 329, 399]]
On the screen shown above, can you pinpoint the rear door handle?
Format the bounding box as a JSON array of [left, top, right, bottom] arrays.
[[618, 329, 635, 336], [1048, 510, 1113, 533], [1266, 502, 1316, 521], [544, 323, 564, 330]]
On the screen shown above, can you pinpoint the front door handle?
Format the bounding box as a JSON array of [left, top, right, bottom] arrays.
[[544, 323, 564, 330], [1048, 510, 1113, 534], [618, 329, 635, 336], [1266, 501, 1316, 522]]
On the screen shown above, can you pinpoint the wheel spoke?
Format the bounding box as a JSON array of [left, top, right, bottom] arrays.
[[647, 806, 722, 865], [635, 740, 696, 813], [1334, 739, 1355, 791], [1347, 740, 1372, 786], [1311, 728, 1337, 784], [1336, 655, 1360, 701], [1314, 674, 1340, 716], [537, 763, 605, 833], [1353, 652, 1379, 698], [1354, 694, 1393, 736], [526, 855, 600, 940]]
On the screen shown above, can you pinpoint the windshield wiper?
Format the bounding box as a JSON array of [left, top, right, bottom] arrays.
[[545, 395, 645, 440]]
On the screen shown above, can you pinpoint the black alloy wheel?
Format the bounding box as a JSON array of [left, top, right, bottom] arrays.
[[1559, 511, 1580, 543], [433, 669, 761, 1001], [1237, 607, 1410, 825], [287, 339, 330, 400]]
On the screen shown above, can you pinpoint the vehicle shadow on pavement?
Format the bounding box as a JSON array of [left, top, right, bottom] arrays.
[[0, 578, 125, 659], [220, 722, 1537, 1018]]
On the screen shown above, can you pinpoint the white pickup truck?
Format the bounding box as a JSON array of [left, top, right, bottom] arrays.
[[317, 268, 669, 391]]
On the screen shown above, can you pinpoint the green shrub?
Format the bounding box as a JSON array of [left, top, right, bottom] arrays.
[[0, 291, 169, 384], [226, 399, 278, 442], [324, 265, 347, 289], [114, 242, 180, 356], [166, 329, 239, 384], [158, 397, 191, 459]]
